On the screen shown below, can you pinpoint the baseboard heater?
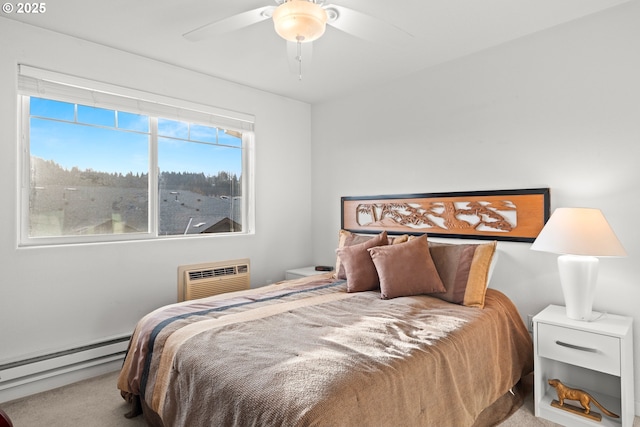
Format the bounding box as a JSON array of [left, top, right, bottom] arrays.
[[0, 334, 130, 392]]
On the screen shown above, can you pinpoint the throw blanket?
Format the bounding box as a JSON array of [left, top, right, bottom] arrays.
[[118, 275, 533, 427]]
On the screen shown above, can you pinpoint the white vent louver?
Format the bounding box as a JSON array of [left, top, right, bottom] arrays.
[[178, 259, 250, 302]]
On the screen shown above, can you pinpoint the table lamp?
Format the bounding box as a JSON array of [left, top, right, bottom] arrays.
[[530, 207, 627, 320]]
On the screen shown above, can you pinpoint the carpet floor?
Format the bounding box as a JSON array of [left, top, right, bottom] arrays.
[[2, 371, 638, 426]]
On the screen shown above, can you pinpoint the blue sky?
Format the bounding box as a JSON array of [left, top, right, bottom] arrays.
[[29, 97, 243, 177]]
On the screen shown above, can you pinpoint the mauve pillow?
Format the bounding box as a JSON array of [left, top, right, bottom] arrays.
[[368, 234, 446, 299], [336, 231, 388, 292], [334, 230, 408, 279], [334, 230, 376, 279], [428, 241, 497, 308]]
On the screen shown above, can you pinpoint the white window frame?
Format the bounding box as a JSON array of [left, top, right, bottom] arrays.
[[17, 65, 255, 247]]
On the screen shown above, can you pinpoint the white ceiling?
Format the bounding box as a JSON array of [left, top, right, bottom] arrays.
[[4, 0, 630, 104]]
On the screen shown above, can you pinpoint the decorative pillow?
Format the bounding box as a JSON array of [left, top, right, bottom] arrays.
[[334, 230, 408, 279], [428, 240, 497, 308], [389, 234, 409, 244], [368, 234, 446, 299], [334, 230, 372, 279], [335, 231, 388, 292]]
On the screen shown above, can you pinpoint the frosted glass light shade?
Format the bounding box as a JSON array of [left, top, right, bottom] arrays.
[[273, 0, 328, 42], [531, 207, 627, 321]]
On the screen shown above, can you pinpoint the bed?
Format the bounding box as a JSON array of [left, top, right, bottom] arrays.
[[118, 231, 533, 426]]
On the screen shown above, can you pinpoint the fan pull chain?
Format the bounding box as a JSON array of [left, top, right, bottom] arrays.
[[296, 35, 303, 80]]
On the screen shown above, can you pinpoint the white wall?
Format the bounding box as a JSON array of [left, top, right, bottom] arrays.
[[2, 0, 639, 411], [0, 19, 313, 363], [311, 0, 640, 412]]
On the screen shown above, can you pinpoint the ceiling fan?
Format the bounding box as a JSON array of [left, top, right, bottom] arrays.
[[183, 0, 413, 78]]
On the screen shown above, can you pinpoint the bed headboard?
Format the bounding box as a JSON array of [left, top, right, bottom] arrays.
[[341, 188, 549, 243]]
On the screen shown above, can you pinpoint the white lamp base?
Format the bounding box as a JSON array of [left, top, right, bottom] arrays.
[[557, 254, 599, 320]]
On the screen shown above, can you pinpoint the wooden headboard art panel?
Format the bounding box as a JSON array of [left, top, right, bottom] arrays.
[[341, 188, 550, 243]]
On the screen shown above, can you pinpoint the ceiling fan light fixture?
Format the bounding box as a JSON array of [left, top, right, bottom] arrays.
[[272, 0, 328, 42]]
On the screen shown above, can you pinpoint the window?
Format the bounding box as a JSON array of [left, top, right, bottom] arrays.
[[18, 65, 254, 246]]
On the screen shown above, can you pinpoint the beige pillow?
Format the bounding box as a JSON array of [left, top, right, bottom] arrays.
[[335, 231, 388, 292], [334, 230, 408, 279], [368, 234, 446, 299], [429, 240, 497, 308]]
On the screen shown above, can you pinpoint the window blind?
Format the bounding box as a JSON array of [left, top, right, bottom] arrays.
[[18, 64, 255, 133]]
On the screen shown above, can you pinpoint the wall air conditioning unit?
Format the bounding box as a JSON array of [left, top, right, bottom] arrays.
[[178, 258, 250, 302]]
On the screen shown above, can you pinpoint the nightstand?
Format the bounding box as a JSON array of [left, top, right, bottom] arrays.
[[533, 305, 634, 427], [285, 266, 331, 280]]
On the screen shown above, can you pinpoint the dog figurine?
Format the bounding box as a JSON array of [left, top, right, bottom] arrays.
[[548, 379, 619, 418]]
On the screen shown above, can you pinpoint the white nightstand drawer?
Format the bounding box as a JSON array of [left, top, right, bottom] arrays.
[[537, 323, 620, 375]]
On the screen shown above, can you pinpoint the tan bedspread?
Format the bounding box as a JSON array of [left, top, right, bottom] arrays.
[[118, 275, 533, 427]]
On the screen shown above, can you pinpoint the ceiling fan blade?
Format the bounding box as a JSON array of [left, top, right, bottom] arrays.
[[287, 41, 313, 78], [325, 4, 413, 47], [183, 6, 275, 42]]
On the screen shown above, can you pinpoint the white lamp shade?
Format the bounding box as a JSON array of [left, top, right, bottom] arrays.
[[273, 0, 328, 42], [530, 207, 626, 257], [531, 207, 626, 320]]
